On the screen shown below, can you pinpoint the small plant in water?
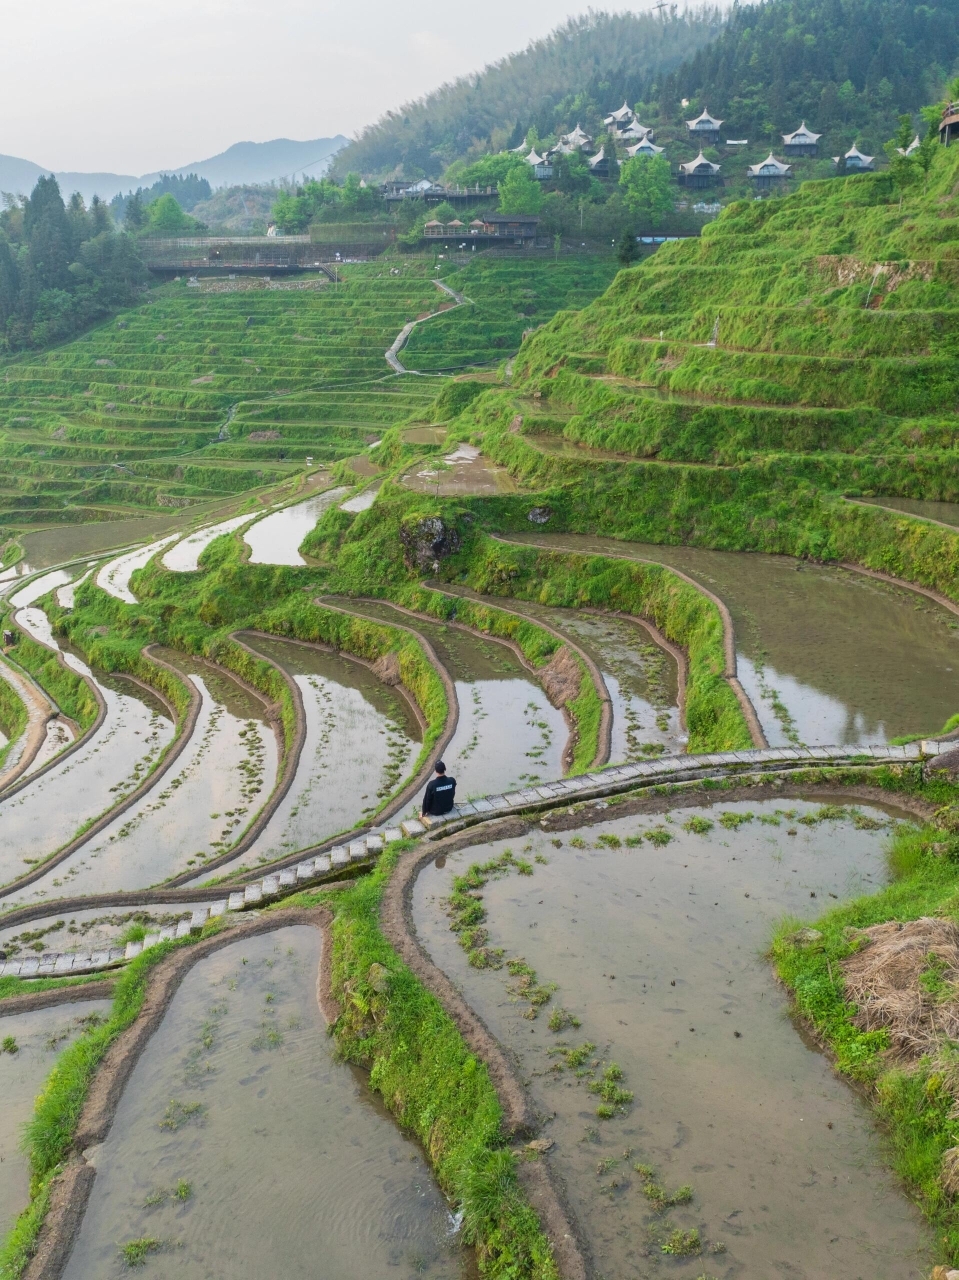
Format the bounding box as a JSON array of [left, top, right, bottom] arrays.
[[683, 816, 713, 835], [661, 1228, 701, 1257], [2, 1035, 18, 1054], [625, 834, 644, 847], [548, 1007, 581, 1032], [570, 836, 587, 849], [159, 1099, 205, 1131], [119, 1237, 162, 1266], [646, 827, 673, 847], [718, 810, 754, 830], [595, 833, 622, 849], [174, 1179, 192, 1201]]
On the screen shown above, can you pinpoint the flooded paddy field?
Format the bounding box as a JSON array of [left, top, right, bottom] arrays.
[[0, 998, 113, 1238], [62, 927, 468, 1280], [440, 586, 684, 761], [161, 513, 259, 572], [851, 495, 959, 528], [10, 654, 277, 902], [0, 671, 174, 889], [0, 901, 212, 959], [206, 634, 420, 878], [334, 598, 567, 800], [243, 487, 348, 564], [506, 532, 959, 746], [401, 444, 517, 497], [16, 514, 190, 571], [413, 796, 933, 1279]]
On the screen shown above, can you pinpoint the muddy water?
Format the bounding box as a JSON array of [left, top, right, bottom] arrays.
[[413, 797, 933, 1279], [336, 599, 567, 799], [0, 902, 209, 958], [0, 673, 174, 890], [97, 535, 180, 604], [853, 496, 959, 528], [162, 514, 257, 573], [21, 718, 75, 774], [0, 999, 113, 1238], [244, 487, 349, 565], [440, 587, 684, 761], [13, 656, 277, 900], [506, 532, 959, 745], [204, 635, 420, 878], [401, 447, 517, 497], [62, 927, 467, 1280], [18, 514, 187, 570]]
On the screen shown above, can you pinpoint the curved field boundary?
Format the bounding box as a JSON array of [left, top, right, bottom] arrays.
[[353, 592, 585, 771], [491, 533, 768, 749], [422, 582, 613, 768], [20, 906, 334, 1280], [163, 618, 456, 888], [0, 981, 117, 1017], [583, 605, 689, 737], [842, 496, 959, 535], [381, 822, 589, 1280], [0, 624, 107, 803], [0, 654, 57, 791], [0, 738, 948, 977], [386, 281, 471, 375], [0, 651, 201, 901], [840, 560, 959, 620]]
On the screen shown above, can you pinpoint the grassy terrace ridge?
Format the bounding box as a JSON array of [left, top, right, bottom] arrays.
[[412, 151, 959, 603], [0, 256, 621, 551]]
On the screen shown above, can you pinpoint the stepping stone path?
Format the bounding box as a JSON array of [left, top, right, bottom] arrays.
[[0, 740, 946, 981]]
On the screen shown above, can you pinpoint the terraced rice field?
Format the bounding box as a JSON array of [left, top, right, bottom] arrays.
[[413, 798, 934, 1279], [0, 265, 448, 543], [62, 928, 466, 1279]]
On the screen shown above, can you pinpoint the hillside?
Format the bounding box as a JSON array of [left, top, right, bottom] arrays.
[[667, 0, 959, 153], [440, 144, 959, 600], [329, 10, 722, 181]]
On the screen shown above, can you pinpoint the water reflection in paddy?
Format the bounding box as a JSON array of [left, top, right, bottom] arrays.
[[205, 634, 420, 879], [336, 599, 567, 800], [243, 488, 348, 565], [506, 532, 959, 745], [63, 928, 467, 1280], [0, 672, 174, 890], [0, 999, 113, 1238], [12, 655, 277, 901], [851, 495, 959, 528], [439, 586, 684, 761], [413, 798, 932, 1279]]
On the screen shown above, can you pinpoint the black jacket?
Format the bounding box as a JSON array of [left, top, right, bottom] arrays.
[[422, 774, 457, 815]]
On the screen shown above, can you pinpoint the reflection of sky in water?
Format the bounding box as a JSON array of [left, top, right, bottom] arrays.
[[244, 489, 348, 565], [9, 570, 71, 608], [737, 654, 889, 747]]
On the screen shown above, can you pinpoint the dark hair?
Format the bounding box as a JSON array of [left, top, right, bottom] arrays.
[[435, 761, 446, 773]]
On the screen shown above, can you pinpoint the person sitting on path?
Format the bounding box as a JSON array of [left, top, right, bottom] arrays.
[[422, 760, 456, 817]]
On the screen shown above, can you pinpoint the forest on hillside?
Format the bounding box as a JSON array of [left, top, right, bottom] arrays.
[[329, 10, 724, 181], [0, 177, 145, 353]]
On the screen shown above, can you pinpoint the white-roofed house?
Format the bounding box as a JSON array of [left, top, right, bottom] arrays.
[[782, 122, 822, 156], [747, 153, 792, 188], [524, 148, 553, 180], [678, 152, 721, 188], [604, 102, 635, 130], [832, 145, 874, 171], [587, 145, 614, 179], [627, 137, 664, 158], [685, 109, 723, 145]]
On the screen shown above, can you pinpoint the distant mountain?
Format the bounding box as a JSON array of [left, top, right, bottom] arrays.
[[0, 136, 348, 205]]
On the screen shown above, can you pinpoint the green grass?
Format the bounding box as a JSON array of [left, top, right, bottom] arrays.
[[0, 664, 28, 772], [7, 632, 99, 730], [285, 842, 559, 1279]]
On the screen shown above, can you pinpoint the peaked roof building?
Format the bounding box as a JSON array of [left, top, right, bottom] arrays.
[[782, 122, 821, 148], [604, 102, 634, 127], [833, 145, 874, 170], [686, 109, 723, 134], [627, 138, 665, 157], [747, 153, 791, 177]]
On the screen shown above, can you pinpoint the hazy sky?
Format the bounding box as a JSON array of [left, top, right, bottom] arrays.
[[3, 0, 650, 174]]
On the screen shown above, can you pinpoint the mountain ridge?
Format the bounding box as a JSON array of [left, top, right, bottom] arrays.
[[0, 135, 348, 205]]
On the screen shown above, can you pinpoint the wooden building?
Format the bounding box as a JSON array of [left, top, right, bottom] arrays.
[[782, 122, 821, 156], [524, 148, 553, 180], [627, 137, 665, 158], [685, 109, 723, 146], [940, 103, 959, 145], [747, 153, 791, 187], [587, 146, 613, 178], [604, 102, 635, 131], [422, 214, 540, 246], [678, 152, 721, 188], [832, 145, 874, 171]]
